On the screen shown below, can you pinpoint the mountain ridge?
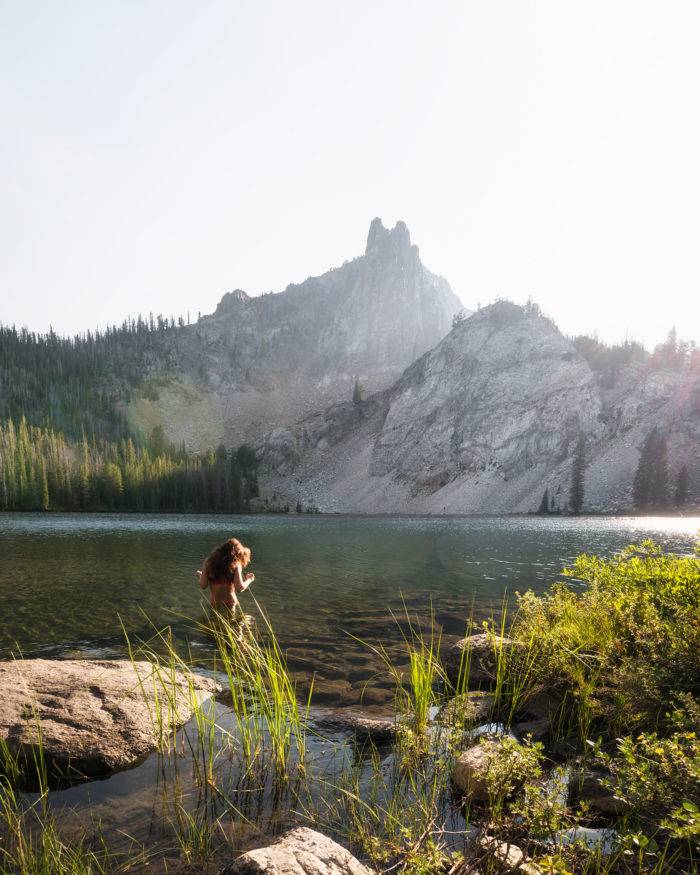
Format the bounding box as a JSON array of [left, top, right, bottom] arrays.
[[258, 301, 699, 513]]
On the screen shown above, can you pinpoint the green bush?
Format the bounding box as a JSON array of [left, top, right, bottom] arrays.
[[510, 541, 700, 736]]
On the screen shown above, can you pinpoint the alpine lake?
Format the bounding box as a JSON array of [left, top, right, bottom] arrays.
[[0, 512, 698, 870]]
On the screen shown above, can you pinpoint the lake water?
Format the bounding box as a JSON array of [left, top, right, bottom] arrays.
[[1, 512, 698, 709], [1, 512, 698, 865]]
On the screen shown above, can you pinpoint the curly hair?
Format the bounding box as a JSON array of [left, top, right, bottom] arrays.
[[204, 538, 252, 582]]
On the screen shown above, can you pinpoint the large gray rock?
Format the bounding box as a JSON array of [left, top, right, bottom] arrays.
[[452, 737, 531, 802], [220, 827, 372, 875], [0, 658, 218, 785]]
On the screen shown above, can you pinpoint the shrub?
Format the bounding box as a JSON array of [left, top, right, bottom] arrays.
[[509, 541, 700, 737]]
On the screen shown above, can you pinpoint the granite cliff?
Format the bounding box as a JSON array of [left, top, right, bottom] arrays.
[[259, 302, 699, 513]]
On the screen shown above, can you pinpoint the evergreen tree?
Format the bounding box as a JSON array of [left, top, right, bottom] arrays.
[[538, 488, 549, 514], [674, 465, 689, 507], [0, 418, 259, 514], [352, 378, 364, 404], [569, 433, 586, 515], [633, 429, 669, 510]]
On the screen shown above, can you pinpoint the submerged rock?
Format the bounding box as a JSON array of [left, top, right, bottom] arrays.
[[442, 633, 520, 689], [0, 658, 218, 786], [314, 710, 396, 743], [220, 827, 372, 875]]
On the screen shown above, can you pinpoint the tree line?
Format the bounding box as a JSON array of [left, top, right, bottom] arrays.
[[0, 418, 258, 513], [537, 427, 692, 515], [0, 316, 186, 444]]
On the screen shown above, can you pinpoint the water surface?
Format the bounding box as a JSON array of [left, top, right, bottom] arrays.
[[1, 512, 697, 708], [1, 512, 697, 864]]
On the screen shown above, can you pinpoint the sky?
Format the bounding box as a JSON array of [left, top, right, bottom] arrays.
[[1, 1, 699, 349]]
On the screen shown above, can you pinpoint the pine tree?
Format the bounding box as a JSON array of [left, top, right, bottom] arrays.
[[569, 433, 586, 515], [352, 378, 364, 404], [633, 429, 669, 510], [538, 488, 549, 514], [674, 465, 689, 507]]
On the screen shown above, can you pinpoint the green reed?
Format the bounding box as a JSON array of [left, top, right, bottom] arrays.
[[200, 600, 312, 778]]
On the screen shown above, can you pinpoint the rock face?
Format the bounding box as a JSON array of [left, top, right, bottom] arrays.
[[0, 659, 218, 786], [220, 827, 372, 875], [132, 218, 463, 449], [260, 301, 700, 513]]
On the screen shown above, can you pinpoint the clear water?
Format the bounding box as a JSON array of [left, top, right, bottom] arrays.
[[0, 512, 697, 864], [1, 512, 697, 709]]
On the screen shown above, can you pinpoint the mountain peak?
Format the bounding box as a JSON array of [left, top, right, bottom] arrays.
[[365, 217, 414, 258], [214, 288, 250, 316]]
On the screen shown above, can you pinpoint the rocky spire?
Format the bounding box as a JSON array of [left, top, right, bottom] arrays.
[[365, 218, 414, 259]]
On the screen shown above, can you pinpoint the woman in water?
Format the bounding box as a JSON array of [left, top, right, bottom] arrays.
[[198, 537, 255, 615]]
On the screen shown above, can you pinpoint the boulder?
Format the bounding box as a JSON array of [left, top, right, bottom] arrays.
[[0, 658, 218, 786], [453, 737, 531, 802], [442, 634, 520, 689], [220, 827, 372, 875], [452, 741, 496, 801], [569, 768, 628, 815], [439, 692, 495, 727]]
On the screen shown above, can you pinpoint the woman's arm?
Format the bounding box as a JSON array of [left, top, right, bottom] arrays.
[[233, 564, 254, 593], [198, 566, 209, 590]]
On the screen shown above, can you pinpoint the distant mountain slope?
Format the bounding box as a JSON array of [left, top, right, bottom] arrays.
[[129, 218, 464, 448], [259, 302, 700, 513]]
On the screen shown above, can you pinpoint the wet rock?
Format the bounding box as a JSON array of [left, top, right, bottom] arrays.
[[516, 689, 562, 723], [513, 717, 549, 741], [314, 710, 396, 743], [0, 658, 218, 786], [442, 634, 520, 689], [439, 692, 495, 727], [569, 768, 628, 815], [220, 826, 372, 875], [304, 678, 355, 705]]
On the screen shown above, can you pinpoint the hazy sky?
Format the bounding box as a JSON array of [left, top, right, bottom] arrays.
[[2, 2, 699, 348]]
